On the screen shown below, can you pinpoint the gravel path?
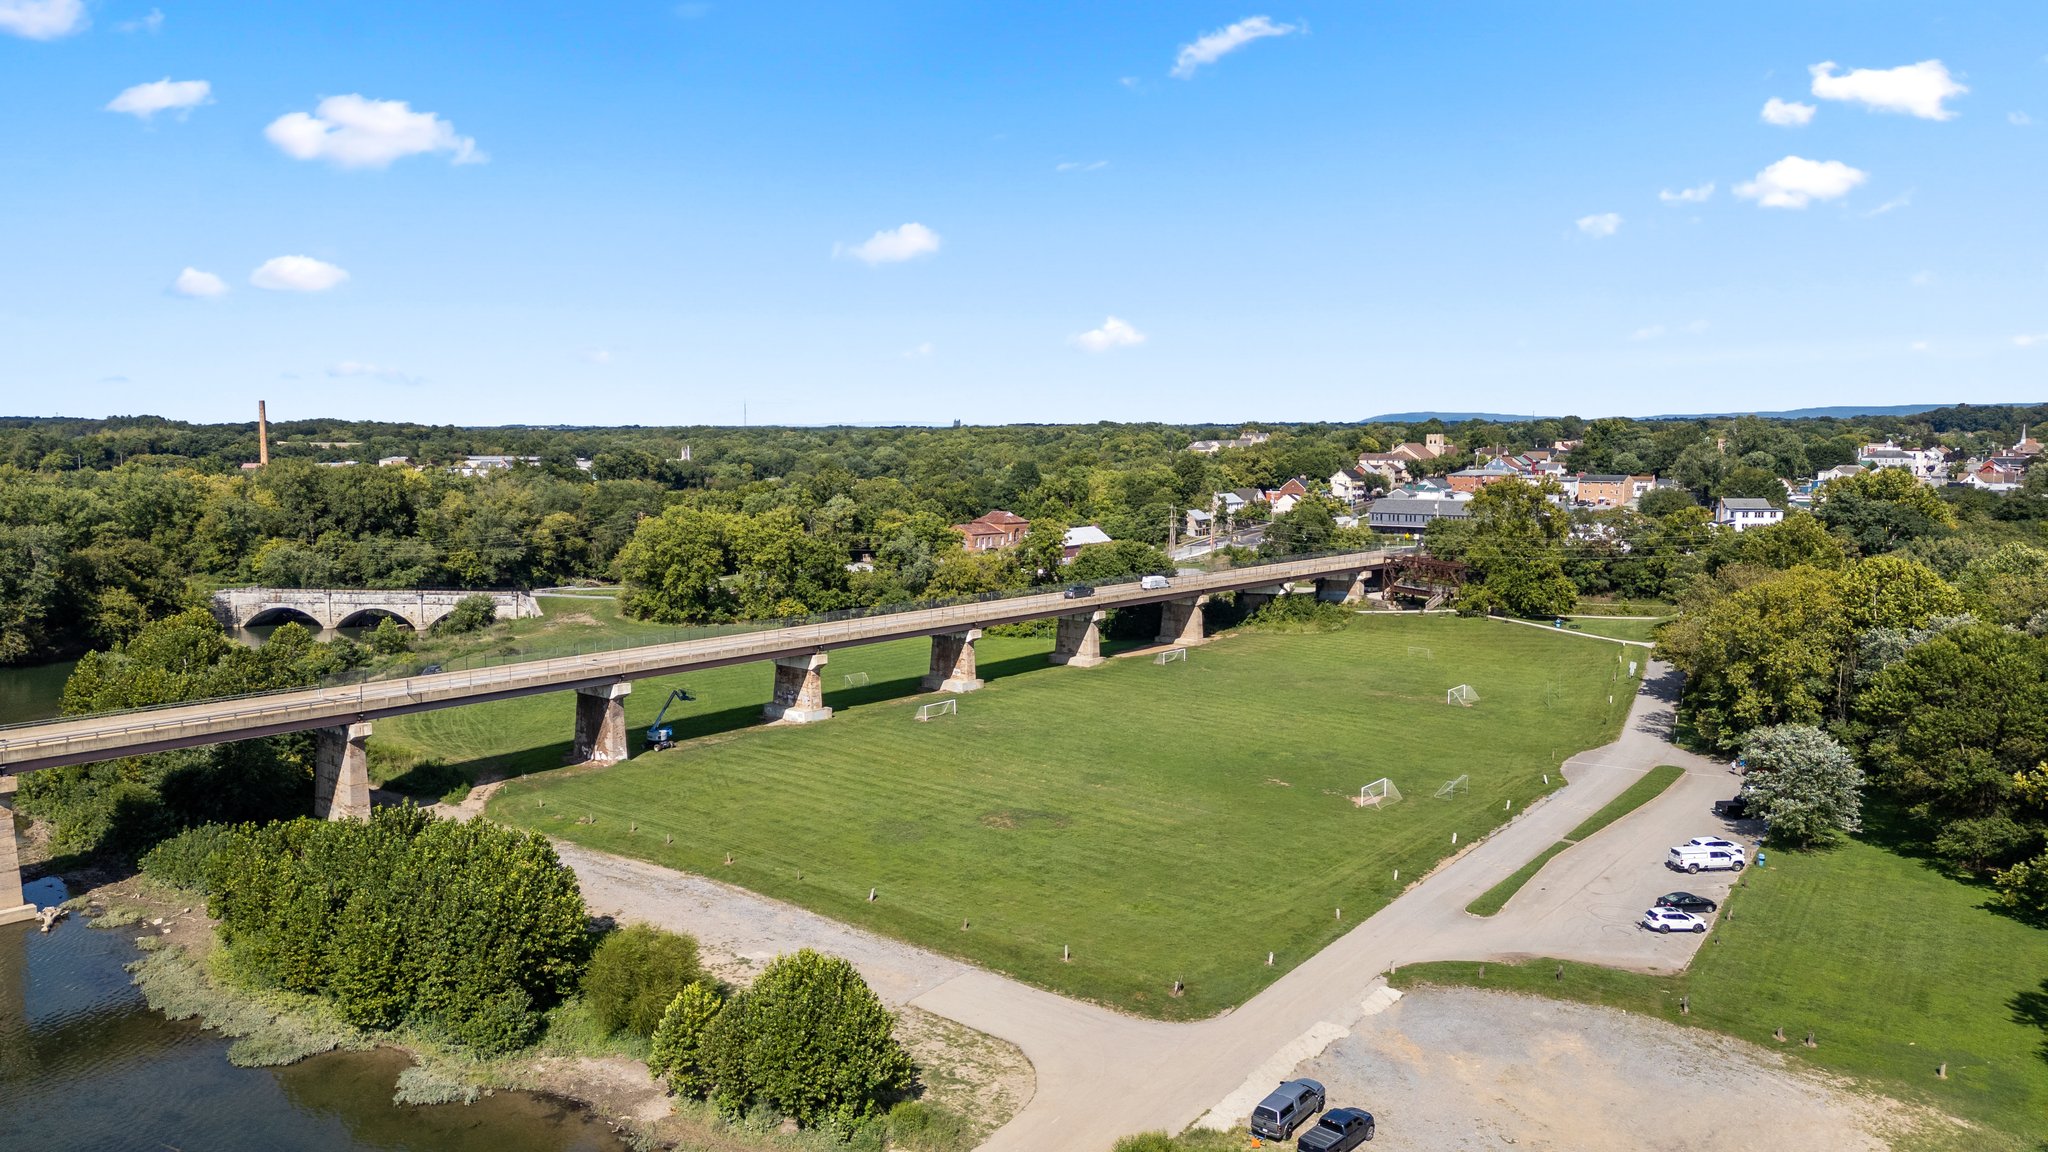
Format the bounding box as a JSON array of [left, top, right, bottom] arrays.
[[1296, 987, 1893, 1152]]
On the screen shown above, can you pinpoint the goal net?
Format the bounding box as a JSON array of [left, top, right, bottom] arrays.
[[1407, 645, 1433, 659], [1434, 774, 1470, 799], [842, 671, 870, 688], [914, 699, 957, 722], [1446, 684, 1479, 707], [1355, 777, 1402, 808], [1154, 647, 1188, 665]]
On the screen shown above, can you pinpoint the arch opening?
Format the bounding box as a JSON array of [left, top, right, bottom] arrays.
[[337, 608, 418, 631], [242, 606, 324, 630]]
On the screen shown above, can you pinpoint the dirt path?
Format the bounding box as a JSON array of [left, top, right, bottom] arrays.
[[1296, 987, 1898, 1151]]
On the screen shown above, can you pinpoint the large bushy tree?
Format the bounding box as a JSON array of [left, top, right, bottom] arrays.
[[1740, 725, 1864, 847]]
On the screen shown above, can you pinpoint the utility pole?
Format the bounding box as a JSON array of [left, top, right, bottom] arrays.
[[257, 400, 269, 467]]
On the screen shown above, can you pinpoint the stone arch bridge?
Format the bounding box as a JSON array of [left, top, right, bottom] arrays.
[[210, 588, 542, 632]]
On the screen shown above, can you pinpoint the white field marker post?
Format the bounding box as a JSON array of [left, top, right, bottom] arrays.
[[1452, 832, 1458, 845], [1062, 944, 1070, 963]]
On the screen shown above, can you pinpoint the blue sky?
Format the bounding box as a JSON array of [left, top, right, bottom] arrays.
[[2, 2, 2044, 426]]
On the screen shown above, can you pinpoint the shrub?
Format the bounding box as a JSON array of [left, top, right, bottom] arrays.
[[648, 981, 724, 1096], [885, 1100, 972, 1151], [367, 616, 413, 655], [138, 823, 238, 893], [434, 594, 497, 635], [700, 948, 915, 1130], [585, 923, 706, 1038], [204, 806, 590, 1055], [1740, 724, 1864, 848], [1243, 594, 1352, 632]]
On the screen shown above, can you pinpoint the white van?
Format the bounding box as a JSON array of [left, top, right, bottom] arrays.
[[1140, 574, 1171, 590], [1667, 843, 1746, 874]]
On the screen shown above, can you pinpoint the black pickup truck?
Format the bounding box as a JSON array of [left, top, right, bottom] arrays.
[[1297, 1107, 1375, 1150]]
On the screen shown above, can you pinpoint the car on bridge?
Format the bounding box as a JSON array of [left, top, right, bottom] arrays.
[[1296, 1106, 1375, 1149], [1140, 574, 1171, 590], [1251, 1078, 1326, 1141], [1640, 907, 1708, 933], [1654, 891, 1717, 914], [1062, 583, 1095, 599]]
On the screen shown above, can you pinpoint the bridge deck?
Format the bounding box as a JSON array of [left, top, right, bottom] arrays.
[[0, 552, 1398, 775]]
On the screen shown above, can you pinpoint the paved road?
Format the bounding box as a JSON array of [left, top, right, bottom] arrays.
[[565, 660, 1726, 1151]]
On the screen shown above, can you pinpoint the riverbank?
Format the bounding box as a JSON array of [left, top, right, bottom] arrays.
[[47, 864, 1017, 1152]]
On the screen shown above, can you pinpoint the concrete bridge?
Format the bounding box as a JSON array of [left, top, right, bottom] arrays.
[[0, 551, 1405, 924], [211, 588, 542, 632]]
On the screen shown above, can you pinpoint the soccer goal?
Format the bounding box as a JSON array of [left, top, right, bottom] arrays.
[[1407, 645, 1434, 659], [1446, 684, 1479, 707], [1154, 647, 1188, 665], [1355, 777, 1402, 809], [842, 671, 870, 688], [1433, 774, 1470, 799], [914, 699, 957, 722]]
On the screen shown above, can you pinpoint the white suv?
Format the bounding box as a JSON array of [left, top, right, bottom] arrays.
[[1667, 843, 1746, 873], [1641, 907, 1708, 934]]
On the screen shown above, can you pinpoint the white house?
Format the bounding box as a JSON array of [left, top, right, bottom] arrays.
[[1857, 441, 1945, 481], [1329, 467, 1373, 506], [1714, 497, 1784, 532]]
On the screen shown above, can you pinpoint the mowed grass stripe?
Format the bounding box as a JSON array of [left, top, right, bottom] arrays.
[[482, 616, 1635, 1019]]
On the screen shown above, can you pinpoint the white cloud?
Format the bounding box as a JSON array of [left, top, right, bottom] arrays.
[[1761, 97, 1816, 126], [583, 349, 612, 365], [1576, 212, 1622, 238], [329, 361, 419, 385], [902, 342, 935, 360], [265, 95, 484, 169], [1909, 341, 1930, 352], [1631, 325, 1666, 341], [1910, 270, 1935, 287], [250, 255, 350, 292], [1659, 183, 1713, 204], [1864, 190, 1913, 217], [107, 78, 213, 120], [117, 8, 163, 33], [1056, 160, 1109, 173], [1074, 316, 1145, 352], [2012, 111, 2033, 127], [835, 222, 941, 265], [1734, 155, 1868, 209], [2016, 334, 2048, 348], [1171, 15, 1299, 79], [1810, 60, 1966, 121], [1119, 76, 1140, 89], [172, 268, 228, 298], [0, 0, 85, 39]]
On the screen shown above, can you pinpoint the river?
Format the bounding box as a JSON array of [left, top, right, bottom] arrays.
[[0, 659, 75, 727], [0, 878, 630, 1152]]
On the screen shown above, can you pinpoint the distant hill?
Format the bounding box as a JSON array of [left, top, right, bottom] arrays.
[[1364, 403, 1962, 423], [1362, 412, 1544, 423]]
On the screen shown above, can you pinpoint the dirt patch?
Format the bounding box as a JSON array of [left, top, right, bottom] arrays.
[[1290, 987, 1933, 1152], [895, 1005, 1035, 1143]]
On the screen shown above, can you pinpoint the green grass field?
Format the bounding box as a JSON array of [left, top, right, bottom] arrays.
[[1395, 820, 2048, 1150], [421, 613, 1639, 1019], [1565, 617, 1663, 644]]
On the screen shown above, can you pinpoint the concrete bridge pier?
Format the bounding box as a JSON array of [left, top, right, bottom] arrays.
[[1157, 595, 1210, 647], [569, 683, 633, 764], [1317, 570, 1369, 603], [314, 722, 374, 820], [923, 629, 985, 693], [1236, 584, 1291, 615], [0, 779, 36, 927], [1049, 611, 1106, 668], [764, 654, 832, 724]]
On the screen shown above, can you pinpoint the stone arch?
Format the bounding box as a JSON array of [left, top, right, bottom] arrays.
[[243, 606, 326, 630], [337, 608, 421, 631]]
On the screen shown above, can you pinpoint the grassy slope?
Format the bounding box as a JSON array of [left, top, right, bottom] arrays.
[[453, 614, 1636, 1020], [1562, 764, 1686, 843], [1395, 828, 2048, 1151], [1566, 617, 1663, 644], [1465, 841, 1573, 917]]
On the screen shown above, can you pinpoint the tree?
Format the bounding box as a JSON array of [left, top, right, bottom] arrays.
[[1259, 496, 1340, 557], [700, 948, 915, 1130], [616, 506, 738, 622], [1066, 539, 1171, 584], [0, 524, 63, 663], [1657, 566, 1849, 749], [1453, 478, 1578, 617], [584, 923, 706, 1038], [1739, 725, 1864, 847], [433, 594, 497, 635], [1956, 542, 2048, 627], [648, 982, 725, 1097], [1636, 487, 1697, 520], [1814, 467, 1956, 554]]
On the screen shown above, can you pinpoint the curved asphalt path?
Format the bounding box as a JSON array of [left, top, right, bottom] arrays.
[[566, 660, 1735, 1151]]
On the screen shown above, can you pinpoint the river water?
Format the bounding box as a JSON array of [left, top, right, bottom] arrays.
[[0, 659, 74, 727], [0, 878, 630, 1152]]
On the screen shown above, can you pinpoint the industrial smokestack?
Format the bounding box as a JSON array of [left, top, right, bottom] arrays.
[[258, 401, 269, 467]]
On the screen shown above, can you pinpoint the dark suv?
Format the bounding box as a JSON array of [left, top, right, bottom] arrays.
[[1251, 1079, 1325, 1141], [1062, 583, 1095, 599], [1298, 1107, 1375, 1150]]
